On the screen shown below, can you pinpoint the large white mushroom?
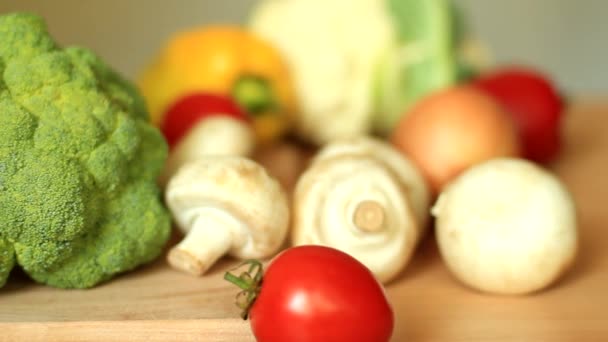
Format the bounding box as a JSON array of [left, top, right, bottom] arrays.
[[313, 136, 431, 232], [292, 137, 430, 283], [432, 158, 578, 294], [165, 156, 289, 276]]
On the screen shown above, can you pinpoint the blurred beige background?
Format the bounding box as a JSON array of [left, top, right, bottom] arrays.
[[1, 0, 605, 95]]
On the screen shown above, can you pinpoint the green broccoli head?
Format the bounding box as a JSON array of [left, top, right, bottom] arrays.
[[0, 13, 171, 288]]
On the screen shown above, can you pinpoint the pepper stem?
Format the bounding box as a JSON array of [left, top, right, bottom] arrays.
[[232, 75, 278, 116], [224, 259, 264, 320]]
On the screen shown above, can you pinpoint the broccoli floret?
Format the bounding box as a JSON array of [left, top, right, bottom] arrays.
[[0, 13, 171, 289]]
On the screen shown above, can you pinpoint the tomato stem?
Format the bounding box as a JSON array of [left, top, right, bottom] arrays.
[[224, 272, 252, 291], [224, 259, 264, 320]]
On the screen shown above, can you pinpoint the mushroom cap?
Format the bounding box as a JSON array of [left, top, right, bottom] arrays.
[[292, 153, 419, 283], [175, 116, 254, 157], [432, 158, 578, 294], [160, 116, 254, 186], [165, 156, 289, 259], [313, 136, 431, 234]]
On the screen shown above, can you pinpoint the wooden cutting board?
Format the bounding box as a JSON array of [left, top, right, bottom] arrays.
[[1, 100, 607, 341]]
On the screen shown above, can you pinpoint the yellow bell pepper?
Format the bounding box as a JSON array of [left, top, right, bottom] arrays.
[[138, 26, 297, 144]]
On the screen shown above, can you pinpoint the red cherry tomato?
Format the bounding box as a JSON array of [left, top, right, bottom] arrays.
[[473, 67, 565, 163], [161, 93, 249, 148], [225, 246, 394, 342]]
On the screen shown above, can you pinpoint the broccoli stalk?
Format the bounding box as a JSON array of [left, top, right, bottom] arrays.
[[0, 13, 171, 289]]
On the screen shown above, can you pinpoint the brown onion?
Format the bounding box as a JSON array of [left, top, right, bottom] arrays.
[[391, 85, 520, 194]]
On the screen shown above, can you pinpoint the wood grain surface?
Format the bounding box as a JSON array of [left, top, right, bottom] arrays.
[[1, 101, 607, 341]]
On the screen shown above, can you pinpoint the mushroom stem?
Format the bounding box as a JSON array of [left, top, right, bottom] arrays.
[[353, 200, 386, 233], [167, 214, 233, 276]]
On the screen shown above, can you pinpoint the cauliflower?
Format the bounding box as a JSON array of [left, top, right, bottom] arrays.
[[0, 13, 171, 289], [250, 0, 395, 144], [249, 0, 464, 141]]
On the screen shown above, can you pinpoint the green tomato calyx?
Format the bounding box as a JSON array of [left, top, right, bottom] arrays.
[[224, 259, 264, 320]]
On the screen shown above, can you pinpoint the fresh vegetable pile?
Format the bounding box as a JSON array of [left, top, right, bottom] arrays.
[[0, 3, 579, 342], [0, 13, 171, 289], [131, 0, 576, 340]]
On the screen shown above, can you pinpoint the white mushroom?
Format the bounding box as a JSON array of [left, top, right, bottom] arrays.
[[432, 158, 578, 295], [160, 116, 254, 187], [292, 137, 430, 283], [313, 136, 431, 233], [165, 156, 289, 276]]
